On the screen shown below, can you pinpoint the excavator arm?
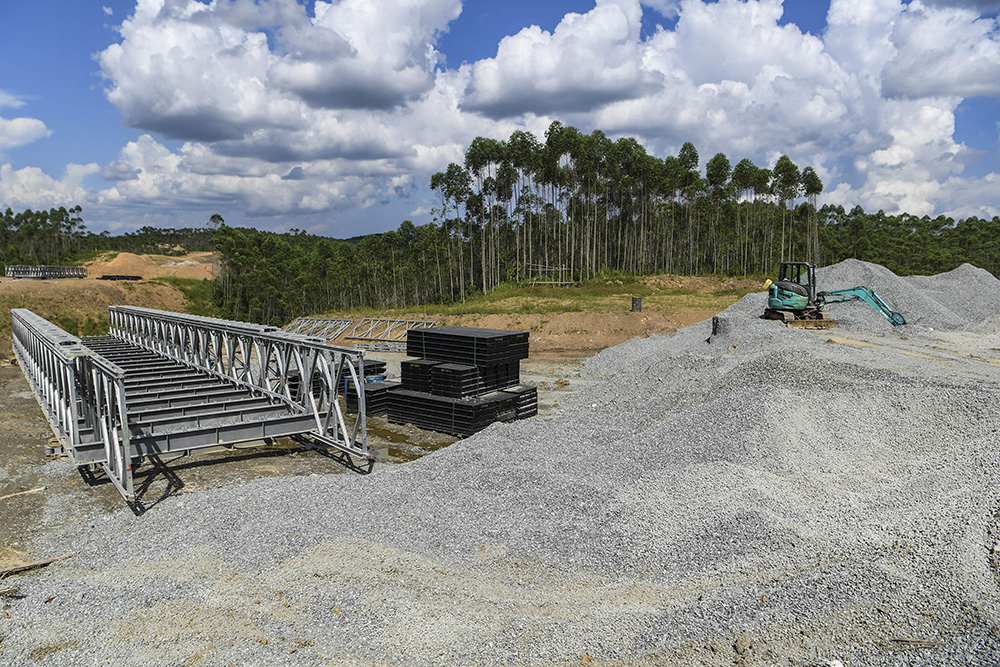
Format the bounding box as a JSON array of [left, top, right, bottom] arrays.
[[818, 287, 906, 326]]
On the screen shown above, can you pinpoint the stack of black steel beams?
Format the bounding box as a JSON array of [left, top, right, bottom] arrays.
[[345, 380, 399, 416], [406, 326, 529, 366], [401, 359, 438, 392], [499, 385, 538, 419], [388, 326, 537, 437], [363, 358, 387, 378], [388, 389, 517, 436], [427, 362, 521, 398], [429, 363, 481, 398]]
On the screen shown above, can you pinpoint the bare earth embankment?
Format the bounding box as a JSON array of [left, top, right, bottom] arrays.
[[1, 260, 999, 665]]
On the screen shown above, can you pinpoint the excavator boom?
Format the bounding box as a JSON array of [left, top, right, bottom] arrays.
[[818, 287, 906, 326]]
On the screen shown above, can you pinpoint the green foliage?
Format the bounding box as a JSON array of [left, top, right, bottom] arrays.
[[0, 205, 86, 269], [149, 277, 217, 317], [3, 122, 999, 332], [0, 205, 214, 274], [817, 207, 1000, 277], [51, 311, 108, 338]]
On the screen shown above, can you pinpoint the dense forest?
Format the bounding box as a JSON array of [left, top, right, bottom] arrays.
[[209, 206, 1000, 324], [0, 206, 214, 267], [4, 122, 1000, 326], [213, 122, 1000, 323]]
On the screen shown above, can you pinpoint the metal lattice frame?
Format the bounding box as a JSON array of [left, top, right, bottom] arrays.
[[11, 309, 134, 498], [284, 317, 354, 340], [6, 265, 87, 279], [345, 318, 435, 344], [108, 306, 368, 458]]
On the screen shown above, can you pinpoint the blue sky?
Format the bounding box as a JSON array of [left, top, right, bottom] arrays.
[[1, 0, 999, 237]]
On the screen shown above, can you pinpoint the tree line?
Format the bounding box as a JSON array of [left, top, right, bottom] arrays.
[[0, 206, 214, 269], [209, 205, 1000, 325], [3, 120, 1000, 326], [429, 122, 826, 296]]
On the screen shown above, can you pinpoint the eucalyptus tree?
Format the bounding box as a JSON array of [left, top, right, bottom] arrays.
[[704, 153, 732, 272], [464, 136, 510, 292], [507, 129, 542, 276], [430, 162, 473, 300], [675, 142, 702, 272], [800, 166, 824, 263], [730, 158, 758, 273], [772, 155, 802, 262]]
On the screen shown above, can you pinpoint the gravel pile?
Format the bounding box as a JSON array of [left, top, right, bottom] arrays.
[[2, 260, 1000, 665]]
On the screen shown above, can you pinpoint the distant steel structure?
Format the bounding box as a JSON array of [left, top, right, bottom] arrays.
[[5, 265, 87, 279], [344, 318, 436, 351], [12, 306, 372, 504], [524, 263, 573, 286], [284, 317, 354, 340]]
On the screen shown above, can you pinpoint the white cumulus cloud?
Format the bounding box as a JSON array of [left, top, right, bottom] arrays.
[[0, 91, 52, 152], [463, 0, 655, 117], [270, 0, 461, 109], [0, 163, 98, 210], [58, 0, 1000, 233], [883, 0, 1000, 98]]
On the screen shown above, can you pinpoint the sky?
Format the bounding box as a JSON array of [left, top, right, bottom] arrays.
[[1, 0, 999, 238]]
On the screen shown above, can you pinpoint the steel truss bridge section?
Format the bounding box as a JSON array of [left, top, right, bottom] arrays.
[[12, 309, 134, 498], [284, 317, 354, 340], [12, 306, 372, 503], [345, 318, 436, 351], [6, 265, 87, 279]]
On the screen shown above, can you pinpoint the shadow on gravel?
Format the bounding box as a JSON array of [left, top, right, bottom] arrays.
[[76, 440, 375, 516]]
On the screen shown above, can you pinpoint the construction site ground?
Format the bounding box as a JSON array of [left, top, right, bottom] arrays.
[[4, 257, 1000, 664], [0, 252, 757, 558]]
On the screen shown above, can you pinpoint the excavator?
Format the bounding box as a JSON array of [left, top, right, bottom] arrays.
[[763, 261, 906, 329]]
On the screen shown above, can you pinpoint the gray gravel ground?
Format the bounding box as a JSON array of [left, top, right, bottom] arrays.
[[3, 260, 1000, 666]]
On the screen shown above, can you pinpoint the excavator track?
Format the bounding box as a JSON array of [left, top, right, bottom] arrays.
[[787, 319, 837, 330], [764, 307, 837, 329]]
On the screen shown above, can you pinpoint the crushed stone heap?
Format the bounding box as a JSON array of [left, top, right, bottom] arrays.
[[2, 259, 999, 666]]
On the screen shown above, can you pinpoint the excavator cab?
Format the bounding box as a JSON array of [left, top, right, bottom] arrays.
[[764, 260, 905, 327], [769, 261, 817, 311]]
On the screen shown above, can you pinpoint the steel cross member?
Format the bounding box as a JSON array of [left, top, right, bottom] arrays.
[[284, 317, 355, 340], [345, 318, 436, 343]]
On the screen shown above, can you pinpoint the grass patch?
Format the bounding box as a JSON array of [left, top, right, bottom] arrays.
[[322, 273, 760, 322], [51, 311, 108, 338], [148, 277, 217, 317]]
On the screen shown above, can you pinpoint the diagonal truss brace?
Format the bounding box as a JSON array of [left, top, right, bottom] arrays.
[[345, 318, 436, 343]]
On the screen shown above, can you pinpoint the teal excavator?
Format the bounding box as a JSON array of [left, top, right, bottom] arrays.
[[764, 261, 906, 328]]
